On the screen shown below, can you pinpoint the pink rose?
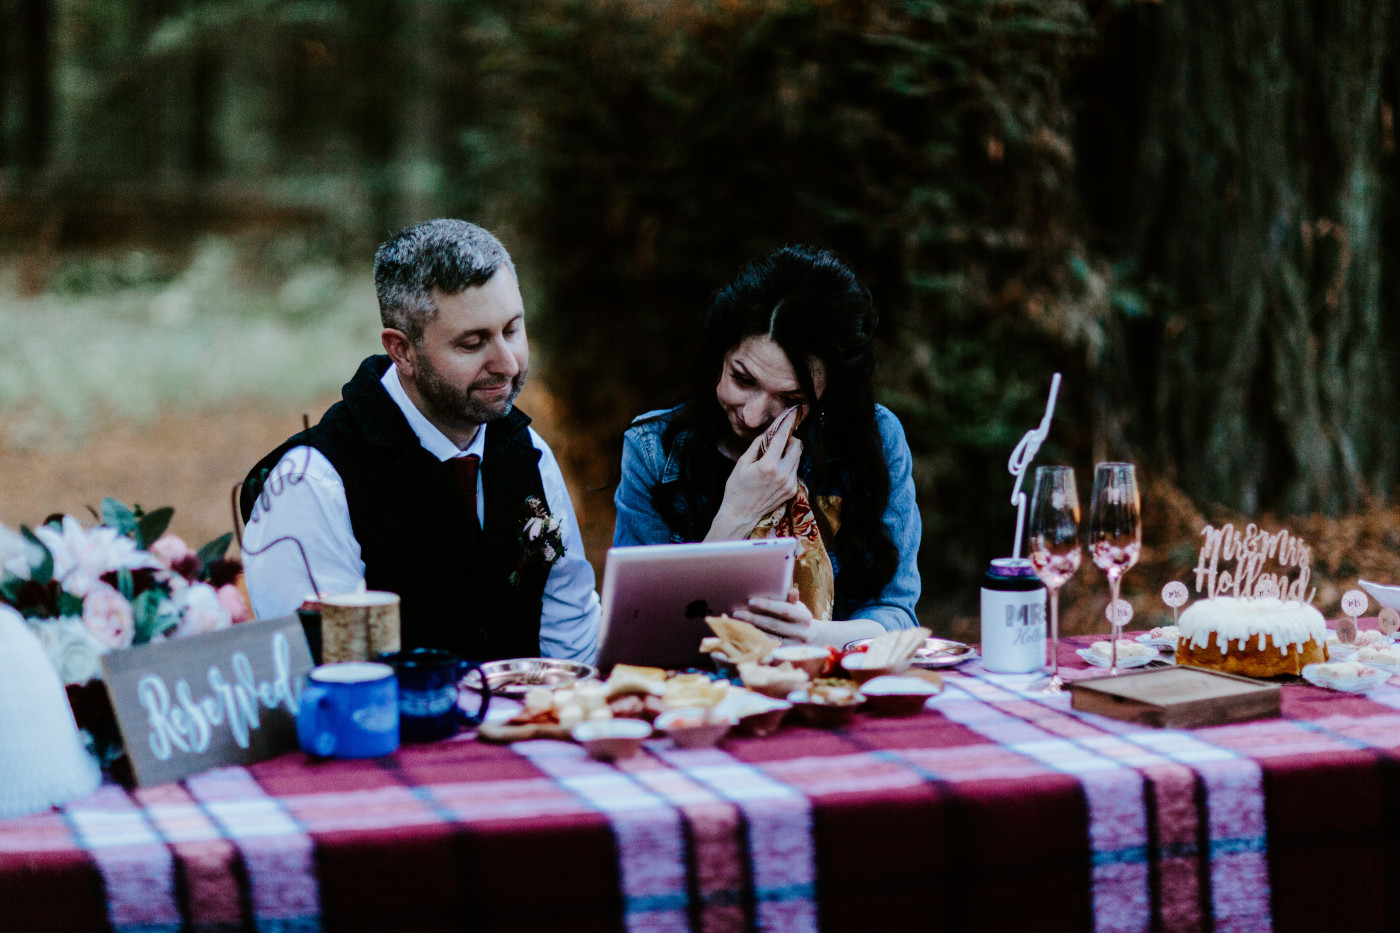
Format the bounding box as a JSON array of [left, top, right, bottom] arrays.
[[217, 584, 253, 624], [81, 581, 135, 649], [149, 533, 194, 568]]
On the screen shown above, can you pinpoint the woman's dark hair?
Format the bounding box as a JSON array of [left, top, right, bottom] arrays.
[[657, 244, 899, 602]]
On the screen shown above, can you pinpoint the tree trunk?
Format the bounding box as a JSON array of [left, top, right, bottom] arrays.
[[391, 0, 446, 228], [18, 0, 51, 172], [188, 46, 218, 178], [1127, 0, 1394, 514]]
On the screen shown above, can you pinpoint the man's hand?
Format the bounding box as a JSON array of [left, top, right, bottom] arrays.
[[704, 407, 801, 542]]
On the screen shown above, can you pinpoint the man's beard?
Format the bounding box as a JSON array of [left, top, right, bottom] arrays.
[[415, 356, 527, 428]]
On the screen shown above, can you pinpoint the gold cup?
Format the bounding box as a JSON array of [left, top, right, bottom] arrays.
[[318, 591, 402, 663]]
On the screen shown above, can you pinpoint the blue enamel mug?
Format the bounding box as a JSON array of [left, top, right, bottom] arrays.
[[376, 648, 491, 743], [297, 661, 400, 759]]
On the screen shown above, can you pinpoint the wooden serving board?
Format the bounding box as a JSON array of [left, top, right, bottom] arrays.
[[476, 721, 574, 743], [1069, 666, 1281, 728]]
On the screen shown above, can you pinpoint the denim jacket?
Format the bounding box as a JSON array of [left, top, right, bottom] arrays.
[[613, 405, 921, 631]]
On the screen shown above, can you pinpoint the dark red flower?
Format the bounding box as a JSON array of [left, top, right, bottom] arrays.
[[99, 567, 164, 597], [205, 557, 243, 588], [171, 554, 201, 581], [12, 579, 60, 616]]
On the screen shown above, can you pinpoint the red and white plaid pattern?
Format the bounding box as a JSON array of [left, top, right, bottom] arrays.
[[7, 628, 1400, 932]]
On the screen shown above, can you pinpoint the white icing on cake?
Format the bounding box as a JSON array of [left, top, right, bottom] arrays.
[[1178, 596, 1326, 656], [1148, 625, 1179, 640]]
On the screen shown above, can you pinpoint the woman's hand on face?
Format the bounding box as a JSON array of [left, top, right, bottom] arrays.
[[706, 408, 802, 540], [733, 587, 814, 643]]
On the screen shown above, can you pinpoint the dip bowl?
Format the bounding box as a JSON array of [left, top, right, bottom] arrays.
[[572, 719, 652, 762]]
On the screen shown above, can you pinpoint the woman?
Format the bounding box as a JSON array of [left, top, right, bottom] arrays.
[[613, 244, 920, 645]]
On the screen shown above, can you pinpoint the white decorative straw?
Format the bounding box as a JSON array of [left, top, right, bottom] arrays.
[[1008, 373, 1062, 560]]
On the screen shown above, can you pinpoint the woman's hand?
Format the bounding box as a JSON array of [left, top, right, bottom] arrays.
[[733, 586, 815, 643], [704, 407, 802, 541]]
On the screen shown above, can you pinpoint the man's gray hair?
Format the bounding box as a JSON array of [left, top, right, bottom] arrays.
[[373, 219, 517, 344]]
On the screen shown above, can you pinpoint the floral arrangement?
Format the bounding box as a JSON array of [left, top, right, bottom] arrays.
[[510, 496, 567, 585], [0, 498, 250, 686]]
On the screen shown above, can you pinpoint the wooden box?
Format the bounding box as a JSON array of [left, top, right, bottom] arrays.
[[1069, 666, 1281, 728]]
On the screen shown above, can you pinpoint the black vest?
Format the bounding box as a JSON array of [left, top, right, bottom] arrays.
[[241, 356, 551, 662]]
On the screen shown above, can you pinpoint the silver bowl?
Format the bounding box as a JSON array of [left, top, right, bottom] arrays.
[[463, 657, 599, 696], [842, 637, 978, 669]]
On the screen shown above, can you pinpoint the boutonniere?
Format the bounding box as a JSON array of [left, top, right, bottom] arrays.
[[510, 496, 566, 585]]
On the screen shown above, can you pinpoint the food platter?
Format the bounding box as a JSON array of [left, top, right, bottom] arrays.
[[844, 636, 978, 669], [463, 658, 599, 697]]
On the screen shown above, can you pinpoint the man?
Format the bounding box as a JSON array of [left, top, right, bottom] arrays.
[[240, 219, 599, 663]]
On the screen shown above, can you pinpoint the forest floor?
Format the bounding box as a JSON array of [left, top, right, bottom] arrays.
[[0, 382, 618, 583]]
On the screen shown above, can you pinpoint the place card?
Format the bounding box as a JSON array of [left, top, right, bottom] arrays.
[[1069, 666, 1281, 728], [101, 614, 314, 786]]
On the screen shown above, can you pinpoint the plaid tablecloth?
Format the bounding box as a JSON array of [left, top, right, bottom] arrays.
[[4, 632, 1400, 933]]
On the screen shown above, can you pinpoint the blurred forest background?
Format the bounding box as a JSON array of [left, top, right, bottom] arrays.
[[3, 0, 1400, 640]]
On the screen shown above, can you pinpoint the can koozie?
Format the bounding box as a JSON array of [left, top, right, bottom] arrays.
[[980, 558, 1047, 673]]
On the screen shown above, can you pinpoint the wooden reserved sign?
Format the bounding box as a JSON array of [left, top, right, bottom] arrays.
[[100, 615, 315, 787]]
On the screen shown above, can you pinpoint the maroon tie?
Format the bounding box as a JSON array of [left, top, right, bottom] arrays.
[[447, 454, 480, 522]]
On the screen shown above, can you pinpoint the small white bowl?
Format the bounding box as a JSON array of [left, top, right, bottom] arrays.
[[572, 718, 652, 762], [840, 653, 908, 683], [787, 686, 863, 728], [859, 675, 941, 716], [768, 645, 832, 679], [655, 707, 734, 748], [712, 691, 791, 737]]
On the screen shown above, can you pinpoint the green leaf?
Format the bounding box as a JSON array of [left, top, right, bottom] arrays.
[[101, 498, 139, 537], [57, 591, 84, 617], [115, 568, 134, 600], [135, 507, 175, 549], [196, 533, 233, 576], [21, 526, 53, 584], [132, 590, 167, 645], [1, 574, 26, 603]]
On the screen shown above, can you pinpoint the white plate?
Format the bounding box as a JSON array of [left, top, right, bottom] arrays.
[[1135, 634, 1178, 651], [1359, 580, 1400, 612], [1301, 663, 1392, 692], [1326, 634, 1394, 659], [1076, 648, 1157, 669]]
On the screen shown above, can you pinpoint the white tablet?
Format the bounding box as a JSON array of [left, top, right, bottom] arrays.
[[596, 538, 798, 672]]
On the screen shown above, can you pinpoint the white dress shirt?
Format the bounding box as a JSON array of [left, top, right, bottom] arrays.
[[242, 366, 600, 663]]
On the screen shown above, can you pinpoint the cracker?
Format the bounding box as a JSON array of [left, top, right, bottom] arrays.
[[705, 614, 781, 665], [863, 627, 932, 668]]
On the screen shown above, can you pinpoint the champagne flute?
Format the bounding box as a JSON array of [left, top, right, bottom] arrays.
[[1028, 466, 1081, 692], [1089, 462, 1142, 675]]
